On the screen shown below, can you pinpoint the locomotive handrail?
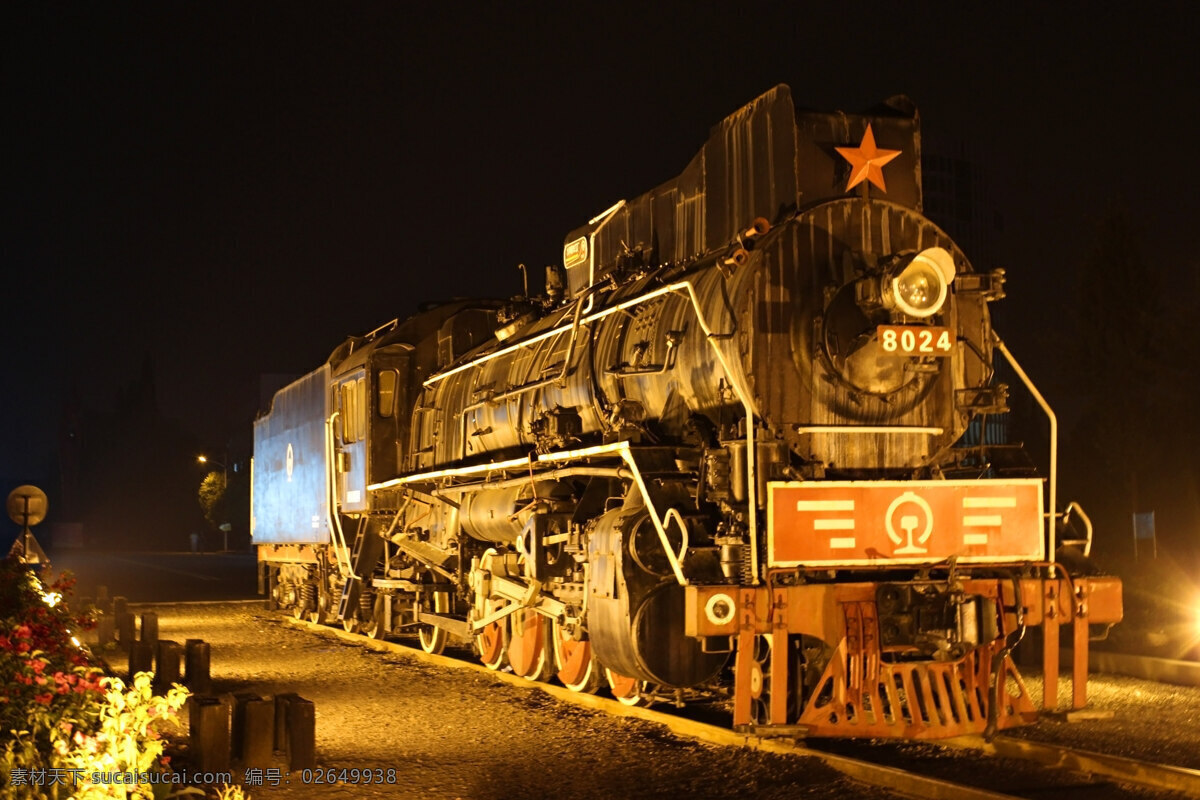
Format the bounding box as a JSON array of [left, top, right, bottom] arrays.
[[402, 275, 763, 584], [1059, 501, 1093, 558], [557, 283, 604, 388], [580, 199, 627, 315], [431, 465, 629, 495], [424, 280, 724, 388], [324, 411, 354, 578], [373, 440, 695, 585], [794, 425, 944, 435], [990, 333, 1057, 565]]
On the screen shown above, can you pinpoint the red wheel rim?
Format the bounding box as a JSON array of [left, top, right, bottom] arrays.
[[476, 620, 507, 670], [604, 667, 642, 703], [508, 609, 550, 680], [553, 622, 599, 692]]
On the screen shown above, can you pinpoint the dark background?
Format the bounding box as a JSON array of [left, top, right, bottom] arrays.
[[3, 4, 1197, 564]]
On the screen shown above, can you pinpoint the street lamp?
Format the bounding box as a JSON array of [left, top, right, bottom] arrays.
[[198, 454, 229, 551], [197, 454, 227, 478]]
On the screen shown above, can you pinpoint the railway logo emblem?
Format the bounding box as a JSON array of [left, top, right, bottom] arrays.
[[768, 479, 1044, 566], [885, 491, 934, 554]]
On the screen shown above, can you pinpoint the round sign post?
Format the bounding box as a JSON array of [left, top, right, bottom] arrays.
[[7, 484, 51, 565]]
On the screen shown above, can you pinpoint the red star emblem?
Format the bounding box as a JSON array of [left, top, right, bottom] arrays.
[[835, 124, 901, 193]]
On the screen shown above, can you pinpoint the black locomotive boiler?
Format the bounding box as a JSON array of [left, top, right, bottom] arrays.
[[251, 85, 1121, 739]]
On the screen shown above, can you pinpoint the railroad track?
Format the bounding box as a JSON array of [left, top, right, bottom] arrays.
[[279, 614, 1200, 800], [1070, 649, 1200, 688]]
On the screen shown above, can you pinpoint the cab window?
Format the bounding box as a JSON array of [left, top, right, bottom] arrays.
[[340, 378, 366, 442], [377, 369, 398, 418]]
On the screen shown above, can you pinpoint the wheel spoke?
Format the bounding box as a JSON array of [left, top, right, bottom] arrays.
[[476, 616, 509, 670], [419, 586, 450, 655], [604, 667, 651, 707], [307, 580, 330, 625], [508, 609, 553, 681], [364, 594, 387, 640], [552, 619, 600, 693]]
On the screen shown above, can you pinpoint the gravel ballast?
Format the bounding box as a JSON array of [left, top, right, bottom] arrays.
[[89, 601, 1200, 800], [102, 602, 909, 800]]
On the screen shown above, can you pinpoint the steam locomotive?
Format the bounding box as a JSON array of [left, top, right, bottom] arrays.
[[251, 85, 1121, 739]]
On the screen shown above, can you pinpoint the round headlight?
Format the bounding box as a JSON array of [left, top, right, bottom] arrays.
[[890, 247, 955, 318]]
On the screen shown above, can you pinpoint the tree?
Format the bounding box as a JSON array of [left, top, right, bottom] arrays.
[[197, 470, 227, 532]]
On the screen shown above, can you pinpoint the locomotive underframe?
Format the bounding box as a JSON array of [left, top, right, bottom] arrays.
[[686, 574, 1123, 738]]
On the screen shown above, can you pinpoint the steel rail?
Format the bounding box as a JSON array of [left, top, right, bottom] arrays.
[[944, 733, 1200, 797], [282, 615, 1023, 800], [1014, 646, 1200, 691], [1079, 649, 1200, 687]]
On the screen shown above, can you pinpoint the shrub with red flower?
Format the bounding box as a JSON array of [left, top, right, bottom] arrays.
[[0, 556, 109, 797], [0, 557, 102, 745], [0, 557, 192, 799]]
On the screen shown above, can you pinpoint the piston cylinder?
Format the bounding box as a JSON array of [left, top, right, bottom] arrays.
[[587, 503, 728, 687]]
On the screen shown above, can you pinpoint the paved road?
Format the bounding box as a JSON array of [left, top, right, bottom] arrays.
[[45, 549, 259, 604]]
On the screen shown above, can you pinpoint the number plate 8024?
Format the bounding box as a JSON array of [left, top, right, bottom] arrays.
[[877, 325, 954, 356]]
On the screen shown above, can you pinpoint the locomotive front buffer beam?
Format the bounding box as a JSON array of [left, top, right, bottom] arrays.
[[686, 574, 1122, 739]]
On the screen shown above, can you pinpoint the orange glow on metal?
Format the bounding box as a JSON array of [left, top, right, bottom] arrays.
[[835, 123, 901, 192]]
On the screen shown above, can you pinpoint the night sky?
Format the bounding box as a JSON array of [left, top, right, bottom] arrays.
[[4, 5, 1197, 506]]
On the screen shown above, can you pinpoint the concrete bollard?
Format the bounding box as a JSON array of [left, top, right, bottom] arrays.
[[230, 692, 260, 760], [154, 640, 182, 694], [284, 695, 316, 771], [96, 614, 115, 647], [128, 641, 154, 679], [116, 612, 135, 649], [189, 696, 231, 774], [239, 698, 274, 767], [112, 595, 127, 615], [273, 692, 299, 753], [184, 639, 212, 694], [140, 612, 159, 647], [96, 585, 109, 612]]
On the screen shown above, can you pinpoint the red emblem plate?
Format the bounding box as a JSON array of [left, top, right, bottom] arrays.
[[767, 479, 1044, 566]]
